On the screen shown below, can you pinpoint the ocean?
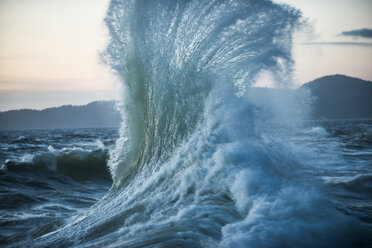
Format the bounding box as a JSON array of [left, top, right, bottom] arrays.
[[1, 122, 371, 247], [1, 0, 372, 247], [0, 128, 117, 246]]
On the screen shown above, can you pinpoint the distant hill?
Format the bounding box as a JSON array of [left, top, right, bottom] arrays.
[[1, 74, 371, 130], [301, 75, 372, 119], [0, 100, 122, 130]]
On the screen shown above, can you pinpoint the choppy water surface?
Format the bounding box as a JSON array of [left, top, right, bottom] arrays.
[[0, 121, 371, 247], [1, 0, 372, 247], [0, 128, 117, 246]]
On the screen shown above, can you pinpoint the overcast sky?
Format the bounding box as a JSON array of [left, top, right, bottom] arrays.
[[0, 0, 371, 110]]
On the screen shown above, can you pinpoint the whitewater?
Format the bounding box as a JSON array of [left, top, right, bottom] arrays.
[[1, 0, 371, 247]]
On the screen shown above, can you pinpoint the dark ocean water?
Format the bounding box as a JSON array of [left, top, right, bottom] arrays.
[[1, 0, 372, 246], [0, 128, 118, 246], [0, 121, 371, 247], [316, 120, 372, 226]]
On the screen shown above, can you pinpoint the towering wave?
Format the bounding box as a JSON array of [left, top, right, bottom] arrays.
[[36, 0, 366, 247], [105, 0, 300, 186]]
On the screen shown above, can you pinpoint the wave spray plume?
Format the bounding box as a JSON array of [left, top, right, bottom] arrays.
[[36, 0, 366, 247]]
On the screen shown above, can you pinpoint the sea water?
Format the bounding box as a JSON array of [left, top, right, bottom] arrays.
[[1, 0, 372, 247], [0, 122, 371, 247], [0, 128, 117, 246]]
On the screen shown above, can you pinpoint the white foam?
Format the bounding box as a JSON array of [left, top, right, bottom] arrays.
[[35, 0, 365, 247], [95, 139, 106, 150]]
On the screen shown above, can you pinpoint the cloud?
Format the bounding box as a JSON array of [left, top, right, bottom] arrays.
[[340, 28, 372, 38]]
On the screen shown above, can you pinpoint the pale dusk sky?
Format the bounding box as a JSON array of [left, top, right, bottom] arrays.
[[0, 0, 371, 110]]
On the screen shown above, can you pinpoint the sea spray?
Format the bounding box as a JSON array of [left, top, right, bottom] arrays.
[[34, 0, 367, 247], [104, 0, 302, 186]]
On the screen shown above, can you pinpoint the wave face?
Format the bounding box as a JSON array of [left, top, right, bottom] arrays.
[[35, 0, 367, 247], [105, 0, 300, 186], [4, 147, 111, 181]]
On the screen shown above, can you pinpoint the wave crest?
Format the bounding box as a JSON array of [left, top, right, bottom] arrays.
[[4, 147, 111, 181], [104, 0, 302, 186], [34, 0, 368, 247]]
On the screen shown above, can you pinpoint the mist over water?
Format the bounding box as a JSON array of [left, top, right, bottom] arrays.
[[2, 0, 371, 247]]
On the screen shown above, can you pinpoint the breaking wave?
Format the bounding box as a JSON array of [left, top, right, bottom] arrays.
[[34, 0, 368, 247], [2, 147, 111, 181]]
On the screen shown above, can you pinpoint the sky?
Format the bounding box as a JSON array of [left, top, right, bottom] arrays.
[[0, 0, 120, 110], [280, 0, 372, 85], [0, 0, 371, 111]]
